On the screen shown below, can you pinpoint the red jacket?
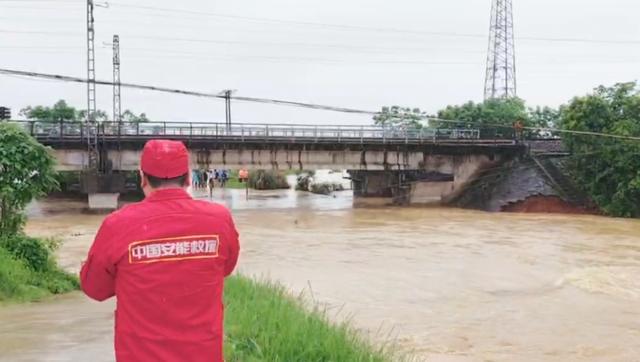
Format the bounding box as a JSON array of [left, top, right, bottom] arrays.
[[80, 188, 240, 362]]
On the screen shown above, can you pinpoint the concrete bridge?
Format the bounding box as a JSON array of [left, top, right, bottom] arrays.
[[14, 121, 527, 209]]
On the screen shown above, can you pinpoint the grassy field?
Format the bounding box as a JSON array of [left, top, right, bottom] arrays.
[[224, 276, 395, 362], [224, 169, 248, 189], [0, 235, 78, 303]]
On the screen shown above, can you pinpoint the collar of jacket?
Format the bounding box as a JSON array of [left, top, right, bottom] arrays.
[[144, 188, 192, 202]]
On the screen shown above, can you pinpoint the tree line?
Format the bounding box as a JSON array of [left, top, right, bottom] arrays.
[[373, 98, 558, 132], [20, 100, 150, 123]]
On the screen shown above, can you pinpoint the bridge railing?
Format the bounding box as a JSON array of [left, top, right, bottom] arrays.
[[10, 120, 511, 143]]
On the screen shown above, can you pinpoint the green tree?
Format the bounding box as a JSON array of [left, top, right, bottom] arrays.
[[0, 123, 58, 235], [122, 110, 150, 123], [436, 98, 528, 128], [560, 82, 640, 217], [20, 100, 79, 122], [528, 106, 560, 129], [78, 109, 110, 123], [373, 106, 426, 129]]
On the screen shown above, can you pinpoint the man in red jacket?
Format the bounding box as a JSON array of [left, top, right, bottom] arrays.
[[80, 140, 240, 362]]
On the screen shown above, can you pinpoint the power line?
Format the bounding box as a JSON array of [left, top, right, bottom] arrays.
[[6, 2, 636, 45], [1, 67, 639, 142], [108, 2, 485, 39], [105, 2, 640, 46], [0, 29, 80, 36], [0, 28, 485, 54], [0, 0, 80, 2], [3, 46, 638, 67], [0, 68, 374, 114], [4, 1, 640, 45]]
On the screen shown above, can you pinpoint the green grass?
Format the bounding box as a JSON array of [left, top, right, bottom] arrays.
[[224, 169, 248, 189], [224, 276, 395, 362], [0, 235, 79, 304]]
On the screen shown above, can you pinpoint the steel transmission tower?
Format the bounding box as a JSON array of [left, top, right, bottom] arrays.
[[112, 35, 121, 123], [484, 0, 516, 100], [86, 0, 98, 168]]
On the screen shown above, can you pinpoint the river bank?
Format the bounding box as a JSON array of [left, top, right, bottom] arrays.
[[3, 188, 640, 361]]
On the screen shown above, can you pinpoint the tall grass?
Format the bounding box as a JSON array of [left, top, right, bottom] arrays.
[[224, 276, 395, 362], [0, 235, 79, 303]]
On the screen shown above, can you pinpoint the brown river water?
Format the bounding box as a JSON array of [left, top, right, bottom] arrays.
[[1, 187, 640, 361]]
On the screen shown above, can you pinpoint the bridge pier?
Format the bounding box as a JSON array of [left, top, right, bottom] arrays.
[[88, 193, 120, 211], [80, 171, 126, 211], [349, 170, 455, 206]]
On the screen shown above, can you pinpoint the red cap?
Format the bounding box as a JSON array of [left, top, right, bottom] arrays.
[[140, 140, 189, 178]]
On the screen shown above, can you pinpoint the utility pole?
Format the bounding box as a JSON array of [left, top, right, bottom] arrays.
[[225, 90, 232, 130], [218, 89, 236, 131], [113, 34, 121, 123], [484, 0, 516, 100], [86, 0, 98, 169]]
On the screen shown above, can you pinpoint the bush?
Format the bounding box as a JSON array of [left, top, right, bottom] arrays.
[[295, 174, 312, 191], [0, 235, 51, 272], [0, 123, 59, 235], [0, 248, 45, 302], [0, 235, 79, 303], [54, 171, 81, 193], [248, 170, 290, 190]]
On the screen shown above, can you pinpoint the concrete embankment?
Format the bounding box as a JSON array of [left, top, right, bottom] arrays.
[[451, 156, 598, 215]]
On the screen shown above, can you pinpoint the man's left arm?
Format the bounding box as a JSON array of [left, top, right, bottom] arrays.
[[80, 217, 117, 301]]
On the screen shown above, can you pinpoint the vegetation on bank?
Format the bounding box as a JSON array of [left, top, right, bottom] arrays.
[[560, 82, 640, 218], [248, 170, 291, 190], [0, 122, 79, 303], [224, 276, 394, 362], [0, 235, 78, 303]]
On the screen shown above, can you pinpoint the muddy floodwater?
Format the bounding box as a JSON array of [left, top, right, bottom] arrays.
[[2, 187, 640, 361]]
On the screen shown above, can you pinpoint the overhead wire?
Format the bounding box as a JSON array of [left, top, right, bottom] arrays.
[[104, 2, 640, 45], [1, 39, 638, 66], [3, 1, 639, 45]]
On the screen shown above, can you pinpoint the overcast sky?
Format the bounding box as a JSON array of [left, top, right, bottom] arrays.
[[1, 0, 639, 125]]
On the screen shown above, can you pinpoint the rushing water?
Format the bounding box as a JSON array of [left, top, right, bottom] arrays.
[[2, 187, 640, 361]]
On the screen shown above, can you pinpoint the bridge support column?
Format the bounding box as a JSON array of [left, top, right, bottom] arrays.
[[348, 170, 454, 207], [88, 193, 120, 211], [80, 171, 126, 211]]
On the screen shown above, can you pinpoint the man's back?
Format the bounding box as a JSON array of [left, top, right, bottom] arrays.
[[81, 188, 239, 362]]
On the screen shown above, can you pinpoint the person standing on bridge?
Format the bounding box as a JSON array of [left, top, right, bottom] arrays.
[[80, 139, 240, 362], [514, 119, 524, 142]]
